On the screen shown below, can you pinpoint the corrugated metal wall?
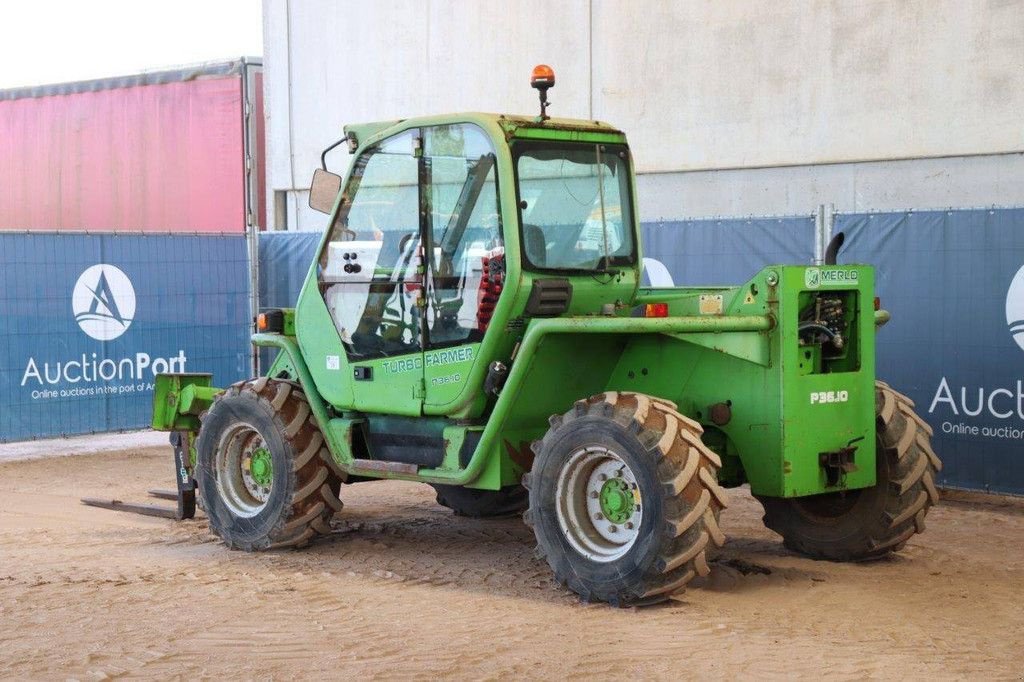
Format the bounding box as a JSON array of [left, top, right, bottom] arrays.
[[0, 74, 247, 233]]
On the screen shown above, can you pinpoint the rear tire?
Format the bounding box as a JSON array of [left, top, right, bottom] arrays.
[[759, 380, 941, 561], [197, 378, 344, 551], [431, 484, 528, 518], [525, 392, 727, 606]]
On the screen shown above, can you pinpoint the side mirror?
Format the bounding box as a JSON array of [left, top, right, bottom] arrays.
[[309, 169, 342, 214]]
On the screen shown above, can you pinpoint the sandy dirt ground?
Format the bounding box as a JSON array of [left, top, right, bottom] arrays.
[[1, 445, 1022, 680]]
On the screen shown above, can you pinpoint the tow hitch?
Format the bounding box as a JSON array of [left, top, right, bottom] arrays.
[[819, 438, 862, 487]]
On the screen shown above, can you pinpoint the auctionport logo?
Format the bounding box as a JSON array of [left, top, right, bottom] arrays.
[[1008, 264, 1024, 353], [72, 264, 136, 341], [21, 262, 187, 398], [928, 264, 1024, 441]]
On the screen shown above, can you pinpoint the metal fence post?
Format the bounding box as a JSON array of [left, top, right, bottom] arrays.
[[814, 204, 825, 264]]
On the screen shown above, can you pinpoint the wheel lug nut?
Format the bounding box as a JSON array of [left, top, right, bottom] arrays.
[[609, 525, 618, 533], [594, 513, 603, 520], [590, 491, 599, 499], [625, 522, 634, 530], [598, 473, 607, 481]]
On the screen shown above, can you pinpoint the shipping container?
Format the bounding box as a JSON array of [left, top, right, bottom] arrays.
[[0, 58, 265, 234]]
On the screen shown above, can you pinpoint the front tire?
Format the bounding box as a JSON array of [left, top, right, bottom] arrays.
[[759, 380, 942, 561], [197, 378, 344, 551], [525, 392, 727, 606]]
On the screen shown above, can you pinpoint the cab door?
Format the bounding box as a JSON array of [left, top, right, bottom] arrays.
[[317, 129, 426, 416], [419, 123, 504, 409]]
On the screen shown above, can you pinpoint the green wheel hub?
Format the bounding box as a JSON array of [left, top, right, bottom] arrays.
[[599, 478, 635, 524], [555, 447, 643, 563], [249, 447, 273, 487], [215, 423, 273, 517]]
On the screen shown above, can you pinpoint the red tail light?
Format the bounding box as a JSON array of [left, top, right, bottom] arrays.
[[476, 251, 505, 332], [645, 302, 669, 318], [874, 296, 881, 311]]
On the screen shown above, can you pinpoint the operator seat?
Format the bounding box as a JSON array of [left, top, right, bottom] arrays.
[[523, 223, 546, 267]]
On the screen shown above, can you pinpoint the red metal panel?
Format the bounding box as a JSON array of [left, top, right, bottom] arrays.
[[0, 77, 245, 232]]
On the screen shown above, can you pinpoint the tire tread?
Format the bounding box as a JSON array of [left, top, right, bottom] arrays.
[[200, 378, 342, 551], [528, 391, 726, 606]]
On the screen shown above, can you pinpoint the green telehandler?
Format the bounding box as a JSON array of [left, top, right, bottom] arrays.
[[149, 66, 940, 606]]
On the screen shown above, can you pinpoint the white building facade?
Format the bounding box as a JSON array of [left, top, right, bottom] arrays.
[[262, 0, 1024, 231]]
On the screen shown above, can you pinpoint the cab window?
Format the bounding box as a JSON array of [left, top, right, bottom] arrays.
[[317, 124, 503, 359], [319, 131, 421, 359], [423, 124, 502, 348], [515, 142, 635, 271]]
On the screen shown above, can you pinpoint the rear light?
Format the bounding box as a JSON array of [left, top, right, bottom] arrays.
[[644, 302, 669, 318], [874, 296, 881, 311], [256, 310, 284, 333], [476, 251, 505, 332]]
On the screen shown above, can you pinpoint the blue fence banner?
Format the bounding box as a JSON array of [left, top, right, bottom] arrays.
[[641, 216, 815, 286], [839, 209, 1024, 494], [258, 231, 321, 308], [0, 233, 251, 441], [256, 231, 321, 370], [246, 211, 1024, 495], [261, 220, 814, 304]]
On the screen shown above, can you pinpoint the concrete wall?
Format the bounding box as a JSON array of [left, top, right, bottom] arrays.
[[263, 0, 1024, 229], [637, 152, 1024, 221]]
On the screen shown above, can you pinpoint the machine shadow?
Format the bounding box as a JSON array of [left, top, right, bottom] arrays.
[[270, 495, 830, 605]]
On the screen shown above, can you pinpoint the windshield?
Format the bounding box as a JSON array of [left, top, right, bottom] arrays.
[[514, 142, 635, 271]]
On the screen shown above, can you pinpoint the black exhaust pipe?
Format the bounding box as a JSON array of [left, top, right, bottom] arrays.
[[824, 231, 845, 265]]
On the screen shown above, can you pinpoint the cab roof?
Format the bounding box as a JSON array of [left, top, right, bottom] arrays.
[[344, 112, 627, 152]]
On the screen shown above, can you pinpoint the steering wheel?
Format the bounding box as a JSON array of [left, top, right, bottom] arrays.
[[378, 316, 417, 343]]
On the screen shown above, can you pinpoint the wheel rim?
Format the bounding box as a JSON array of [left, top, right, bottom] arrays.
[[555, 446, 642, 563], [214, 422, 273, 518]]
